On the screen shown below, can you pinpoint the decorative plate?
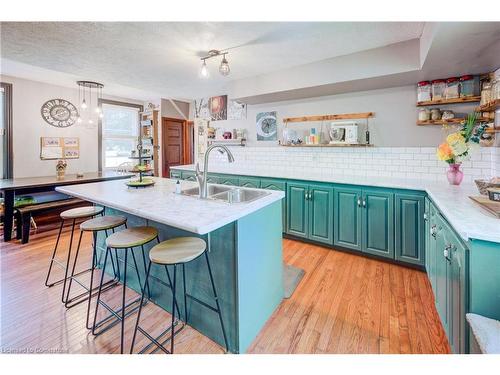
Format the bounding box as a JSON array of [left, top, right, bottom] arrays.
[[41, 99, 79, 128]]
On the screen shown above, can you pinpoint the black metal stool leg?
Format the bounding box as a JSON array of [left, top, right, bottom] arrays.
[[60, 219, 76, 303], [92, 247, 110, 335], [86, 231, 98, 329], [205, 251, 229, 352], [45, 220, 64, 287], [170, 264, 177, 354], [63, 229, 84, 304], [130, 249, 146, 298], [130, 261, 152, 353], [164, 265, 182, 319], [182, 264, 188, 322], [140, 245, 151, 299], [120, 248, 129, 354]]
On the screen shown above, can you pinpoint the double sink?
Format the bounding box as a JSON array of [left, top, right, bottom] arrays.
[[181, 184, 270, 204]]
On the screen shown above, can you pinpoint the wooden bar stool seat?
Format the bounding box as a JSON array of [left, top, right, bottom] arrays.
[[130, 237, 228, 354], [92, 226, 159, 354], [80, 215, 127, 232], [149, 237, 206, 265], [60, 206, 104, 219], [105, 226, 158, 249]]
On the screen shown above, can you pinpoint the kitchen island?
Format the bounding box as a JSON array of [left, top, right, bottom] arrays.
[[57, 178, 285, 353]]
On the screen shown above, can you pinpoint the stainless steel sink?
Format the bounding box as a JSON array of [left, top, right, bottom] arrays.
[[181, 184, 270, 203], [211, 188, 271, 203], [181, 184, 232, 197]]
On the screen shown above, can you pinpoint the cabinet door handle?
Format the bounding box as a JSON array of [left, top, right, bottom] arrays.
[[362, 199, 366, 208], [309, 192, 313, 201], [423, 212, 428, 221], [444, 244, 452, 262], [305, 191, 309, 200], [357, 198, 361, 207], [430, 224, 437, 237]]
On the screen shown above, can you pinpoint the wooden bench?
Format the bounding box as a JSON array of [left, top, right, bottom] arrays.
[[15, 198, 87, 244]]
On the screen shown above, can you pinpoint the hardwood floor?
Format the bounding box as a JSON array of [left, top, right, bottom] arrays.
[[0, 224, 450, 354]]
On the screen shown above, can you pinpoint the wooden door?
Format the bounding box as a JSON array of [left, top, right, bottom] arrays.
[[308, 184, 334, 245], [162, 117, 184, 176], [286, 182, 309, 239], [362, 189, 394, 259], [334, 187, 362, 251]]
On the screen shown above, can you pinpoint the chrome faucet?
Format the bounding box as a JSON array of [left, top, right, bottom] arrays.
[[195, 144, 235, 199]]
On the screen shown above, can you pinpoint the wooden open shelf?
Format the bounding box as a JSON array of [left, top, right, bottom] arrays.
[[416, 96, 481, 107], [280, 143, 373, 148], [476, 99, 500, 112], [283, 112, 374, 123], [417, 117, 488, 126]]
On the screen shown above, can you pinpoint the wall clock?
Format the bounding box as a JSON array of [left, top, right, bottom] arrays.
[[256, 111, 278, 141], [41, 99, 79, 128]]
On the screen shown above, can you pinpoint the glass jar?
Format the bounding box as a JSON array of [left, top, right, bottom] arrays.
[[444, 77, 460, 99], [492, 78, 500, 101], [418, 108, 430, 121], [431, 108, 442, 121], [459, 75, 478, 97], [431, 79, 446, 101], [417, 81, 432, 102], [480, 81, 492, 106]]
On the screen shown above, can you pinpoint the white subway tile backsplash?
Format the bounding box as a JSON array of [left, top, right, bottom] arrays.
[[204, 146, 495, 180]]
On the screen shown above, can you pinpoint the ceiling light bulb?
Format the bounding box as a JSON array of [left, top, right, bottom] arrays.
[[219, 55, 230, 76], [81, 99, 87, 109], [200, 60, 209, 78], [77, 117, 82, 123], [99, 113, 104, 118], [95, 107, 101, 113]]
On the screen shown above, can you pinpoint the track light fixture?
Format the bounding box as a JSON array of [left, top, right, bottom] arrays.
[[199, 50, 230, 78]]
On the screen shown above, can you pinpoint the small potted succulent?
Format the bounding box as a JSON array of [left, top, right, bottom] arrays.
[[436, 113, 487, 185]]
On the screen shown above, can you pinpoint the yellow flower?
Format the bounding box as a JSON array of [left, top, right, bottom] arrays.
[[436, 143, 453, 161], [447, 132, 468, 156]]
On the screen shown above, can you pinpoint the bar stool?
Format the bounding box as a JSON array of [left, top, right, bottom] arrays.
[[130, 237, 228, 354], [92, 226, 159, 354], [63, 214, 128, 327], [44, 206, 104, 304]]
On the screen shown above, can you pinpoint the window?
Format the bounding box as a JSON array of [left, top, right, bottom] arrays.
[[99, 100, 142, 170], [1, 82, 13, 179]]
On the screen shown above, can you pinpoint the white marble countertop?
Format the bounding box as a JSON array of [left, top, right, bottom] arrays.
[[56, 178, 284, 235], [173, 164, 500, 244]]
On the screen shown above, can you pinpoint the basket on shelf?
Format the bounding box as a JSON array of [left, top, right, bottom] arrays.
[[475, 179, 500, 195]]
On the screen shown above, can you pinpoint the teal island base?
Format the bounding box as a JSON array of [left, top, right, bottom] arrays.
[[95, 201, 284, 353]]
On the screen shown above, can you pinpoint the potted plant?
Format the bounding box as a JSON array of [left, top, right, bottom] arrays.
[[436, 113, 487, 185]]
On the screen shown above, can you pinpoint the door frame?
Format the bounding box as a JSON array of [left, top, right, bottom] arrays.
[[161, 117, 186, 177]]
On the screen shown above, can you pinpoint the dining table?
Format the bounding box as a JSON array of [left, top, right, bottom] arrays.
[[0, 171, 132, 242]]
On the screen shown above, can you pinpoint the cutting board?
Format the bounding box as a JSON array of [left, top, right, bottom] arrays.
[[469, 196, 500, 218]]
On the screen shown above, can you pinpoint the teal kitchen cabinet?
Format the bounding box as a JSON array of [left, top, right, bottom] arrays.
[[238, 177, 261, 188], [287, 182, 309, 239], [362, 189, 394, 259], [287, 182, 333, 245], [309, 184, 334, 244], [261, 178, 287, 233], [394, 192, 425, 266], [181, 171, 197, 181], [218, 176, 239, 186], [334, 187, 362, 251], [170, 170, 182, 179], [426, 199, 438, 292], [426, 202, 468, 353]]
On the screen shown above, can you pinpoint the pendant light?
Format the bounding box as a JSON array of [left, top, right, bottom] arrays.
[[76, 81, 104, 127], [199, 50, 230, 78], [219, 54, 230, 76]]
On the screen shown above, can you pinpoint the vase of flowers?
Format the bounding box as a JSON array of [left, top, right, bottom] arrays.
[[436, 113, 487, 185]]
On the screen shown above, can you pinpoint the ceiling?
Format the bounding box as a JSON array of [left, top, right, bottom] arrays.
[[0, 22, 425, 100]]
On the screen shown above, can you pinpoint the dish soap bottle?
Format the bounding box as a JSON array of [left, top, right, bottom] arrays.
[[175, 180, 181, 194]]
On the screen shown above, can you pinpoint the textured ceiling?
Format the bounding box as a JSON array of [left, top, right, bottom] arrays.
[[0, 22, 425, 99]]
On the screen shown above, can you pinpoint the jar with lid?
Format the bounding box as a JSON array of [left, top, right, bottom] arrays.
[[417, 81, 432, 102], [459, 75, 479, 97], [444, 77, 460, 99], [418, 108, 430, 121], [480, 80, 492, 106], [431, 79, 446, 101], [431, 108, 442, 121]]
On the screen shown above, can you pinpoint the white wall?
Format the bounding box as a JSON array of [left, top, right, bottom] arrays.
[[210, 85, 478, 147], [0, 75, 143, 178]]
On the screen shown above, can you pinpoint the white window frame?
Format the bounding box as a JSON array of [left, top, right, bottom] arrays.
[[98, 99, 143, 171]]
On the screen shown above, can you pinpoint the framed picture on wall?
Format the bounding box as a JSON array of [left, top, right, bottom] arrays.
[[209, 95, 228, 121], [40, 137, 80, 160]]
